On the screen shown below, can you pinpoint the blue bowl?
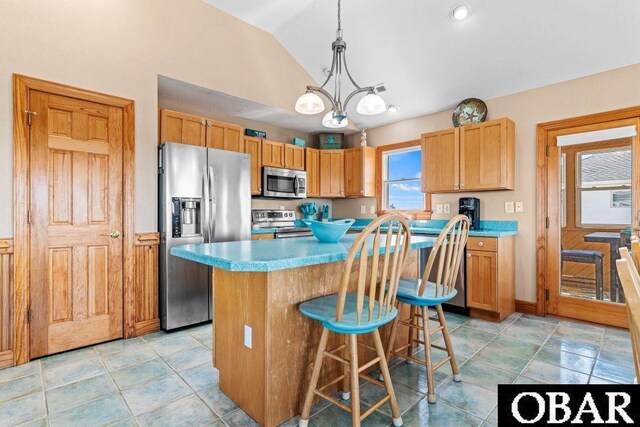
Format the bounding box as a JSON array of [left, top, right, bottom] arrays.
[[302, 219, 356, 243]]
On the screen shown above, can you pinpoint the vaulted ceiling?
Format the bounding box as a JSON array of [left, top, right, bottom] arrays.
[[204, 0, 640, 130]]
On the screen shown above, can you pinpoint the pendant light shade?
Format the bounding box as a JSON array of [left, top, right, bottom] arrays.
[[322, 111, 349, 128], [356, 92, 387, 115], [295, 92, 325, 115]]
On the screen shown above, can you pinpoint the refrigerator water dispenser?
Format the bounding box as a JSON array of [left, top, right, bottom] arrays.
[[172, 197, 201, 237]]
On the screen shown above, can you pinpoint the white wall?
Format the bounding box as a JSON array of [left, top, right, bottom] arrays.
[[333, 63, 640, 302], [0, 0, 315, 235]]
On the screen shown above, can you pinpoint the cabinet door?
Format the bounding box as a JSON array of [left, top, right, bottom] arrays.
[[320, 150, 344, 198], [262, 140, 285, 168], [160, 110, 206, 146], [225, 124, 243, 152], [306, 148, 320, 197], [284, 144, 305, 170], [421, 128, 459, 193], [460, 118, 515, 191], [243, 137, 262, 195], [466, 250, 498, 311], [344, 147, 361, 197], [206, 120, 244, 152]]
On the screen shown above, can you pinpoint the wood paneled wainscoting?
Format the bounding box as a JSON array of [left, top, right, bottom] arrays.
[[0, 239, 14, 369], [133, 233, 161, 335]]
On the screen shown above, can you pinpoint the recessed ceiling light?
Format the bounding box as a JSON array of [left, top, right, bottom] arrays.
[[451, 5, 470, 22], [387, 104, 400, 113]]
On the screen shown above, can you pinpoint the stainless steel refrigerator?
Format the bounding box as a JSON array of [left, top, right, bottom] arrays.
[[158, 142, 251, 330]]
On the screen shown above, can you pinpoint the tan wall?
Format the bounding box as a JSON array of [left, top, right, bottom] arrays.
[[333, 63, 640, 301], [0, 0, 314, 235]]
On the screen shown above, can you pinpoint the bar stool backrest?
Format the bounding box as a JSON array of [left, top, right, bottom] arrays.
[[419, 215, 470, 298], [616, 247, 640, 383], [630, 236, 640, 269], [336, 214, 412, 324]]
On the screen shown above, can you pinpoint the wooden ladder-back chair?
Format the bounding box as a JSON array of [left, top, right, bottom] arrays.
[[298, 214, 412, 427], [617, 246, 640, 384], [385, 215, 470, 404]]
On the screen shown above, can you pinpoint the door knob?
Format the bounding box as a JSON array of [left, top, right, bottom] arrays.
[[102, 231, 121, 238]]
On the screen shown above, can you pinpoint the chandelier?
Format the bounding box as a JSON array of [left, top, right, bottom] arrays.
[[294, 0, 387, 128]]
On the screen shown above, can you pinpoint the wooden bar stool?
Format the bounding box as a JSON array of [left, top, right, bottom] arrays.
[[298, 214, 412, 427], [385, 215, 470, 404], [615, 247, 640, 383]]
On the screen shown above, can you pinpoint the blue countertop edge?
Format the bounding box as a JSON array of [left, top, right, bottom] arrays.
[[347, 225, 518, 237], [171, 235, 436, 272]]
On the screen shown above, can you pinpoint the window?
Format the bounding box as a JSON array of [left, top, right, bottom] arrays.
[[577, 147, 631, 226], [381, 147, 424, 211]]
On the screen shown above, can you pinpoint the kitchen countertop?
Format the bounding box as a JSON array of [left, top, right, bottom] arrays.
[[171, 234, 435, 272]]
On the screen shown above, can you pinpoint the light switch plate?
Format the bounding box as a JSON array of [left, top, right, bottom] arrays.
[[361, 206, 366, 214], [370, 205, 376, 214], [244, 325, 252, 349], [505, 201, 515, 214], [515, 202, 524, 213], [436, 204, 443, 214], [443, 204, 451, 214]]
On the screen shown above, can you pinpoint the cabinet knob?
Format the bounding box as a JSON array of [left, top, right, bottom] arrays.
[[477, 241, 484, 247], [460, 183, 465, 189], [454, 184, 459, 190], [467, 253, 471, 258]]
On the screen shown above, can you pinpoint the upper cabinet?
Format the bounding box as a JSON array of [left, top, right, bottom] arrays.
[[159, 110, 206, 146], [206, 119, 243, 152], [262, 140, 285, 168], [422, 118, 515, 193], [243, 137, 262, 195], [306, 148, 320, 198], [284, 144, 305, 170], [344, 146, 376, 197], [319, 150, 344, 198]]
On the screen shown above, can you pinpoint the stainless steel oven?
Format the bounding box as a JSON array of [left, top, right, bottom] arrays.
[[262, 167, 307, 199]]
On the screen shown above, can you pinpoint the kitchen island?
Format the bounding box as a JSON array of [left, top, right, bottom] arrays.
[[172, 234, 436, 427]]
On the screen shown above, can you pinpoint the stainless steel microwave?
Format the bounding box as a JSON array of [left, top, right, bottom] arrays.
[[262, 167, 307, 199]]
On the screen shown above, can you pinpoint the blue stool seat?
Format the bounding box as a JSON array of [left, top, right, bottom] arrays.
[[299, 293, 398, 334], [395, 277, 458, 307]]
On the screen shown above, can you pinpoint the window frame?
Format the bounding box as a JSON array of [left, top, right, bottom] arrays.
[[575, 145, 632, 229], [376, 139, 431, 219]]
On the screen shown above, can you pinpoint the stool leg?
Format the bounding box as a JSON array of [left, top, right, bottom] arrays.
[[342, 333, 351, 400], [406, 305, 416, 365], [421, 306, 436, 404], [299, 327, 329, 427], [384, 302, 402, 365], [595, 257, 603, 300], [349, 334, 361, 427], [373, 329, 403, 426], [436, 304, 460, 381]]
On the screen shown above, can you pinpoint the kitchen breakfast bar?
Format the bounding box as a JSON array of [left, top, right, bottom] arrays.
[[172, 234, 436, 427]]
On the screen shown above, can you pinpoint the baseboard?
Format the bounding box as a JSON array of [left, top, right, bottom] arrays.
[[0, 350, 14, 369], [515, 299, 537, 315], [135, 318, 160, 336]]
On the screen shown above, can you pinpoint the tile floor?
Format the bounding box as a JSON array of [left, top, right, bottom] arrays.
[[0, 312, 634, 427]]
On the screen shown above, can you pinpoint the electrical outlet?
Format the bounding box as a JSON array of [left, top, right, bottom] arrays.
[[279, 205, 284, 210], [361, 205, 366, 214], [505, 201, 515, 214], [369, 205, 375, 214], [244, 325, 252, 349], [443, 204, 451, 214], [515, 202, 524, 213], [436, 204, 443, 214]]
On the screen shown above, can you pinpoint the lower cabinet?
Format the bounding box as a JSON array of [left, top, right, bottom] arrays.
[[252, 233, 275, 240], [466, 236, 515, 322]]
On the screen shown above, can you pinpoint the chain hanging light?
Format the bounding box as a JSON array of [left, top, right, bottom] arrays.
[[294, 0, 387, 128]]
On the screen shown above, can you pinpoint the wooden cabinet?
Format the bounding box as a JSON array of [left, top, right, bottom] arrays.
[[262, 140, 285, 168], [243, 137, 262, 195], [284, 144, 305, 170], [344, 146, 376, 197], [159, 110, 206, 146], [466, 236, 515, 322], [460, 118, 515, 191], [319, 150, 344, 198], [252, 233, 274, 240], [306, 148, 320, 198], [206, 119, 243, 152], [422, 128, 459, 192], [422, 118, 515, 193]]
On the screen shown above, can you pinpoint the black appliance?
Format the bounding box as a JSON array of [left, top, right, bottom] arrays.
[[459, 197, 481, 230]]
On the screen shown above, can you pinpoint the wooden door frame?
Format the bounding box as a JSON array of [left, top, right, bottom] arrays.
[[536, 106, 640, 320], [13, 74, 135, 365]]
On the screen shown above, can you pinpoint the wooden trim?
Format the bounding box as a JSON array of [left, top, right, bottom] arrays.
[[537, 106, 640, 324], [0, 351, 13, 370], [133, 232, 160, 336], [0, 239, 14, 369], [375, 139, 432, 218], [13, 75, 136, 365], [515, 300, 537, 315]]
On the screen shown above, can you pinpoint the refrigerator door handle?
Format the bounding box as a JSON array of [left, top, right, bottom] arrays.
[[208, 166, 217, 242], [202, 166, 210, 242]]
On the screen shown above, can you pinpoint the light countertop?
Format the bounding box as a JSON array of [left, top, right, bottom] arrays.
[[171, 234, 436, 272]]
